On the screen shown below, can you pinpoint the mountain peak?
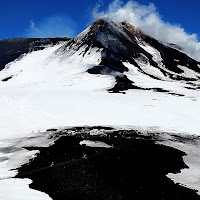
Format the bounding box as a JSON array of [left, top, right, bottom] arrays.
[[49, 18, 200, 93], [1, 19, 200, 95]]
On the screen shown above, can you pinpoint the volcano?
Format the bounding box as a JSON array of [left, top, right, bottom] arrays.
[[0, 19, 200, 200], [1, 19, 200, 94]]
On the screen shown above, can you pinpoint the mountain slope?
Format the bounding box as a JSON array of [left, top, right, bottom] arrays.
[[0, 37, 69, 72], [1, 19, 200, 94], [0, 18, 199, 137], [52, 19, 200, 94], [0, 18, 200, 200]]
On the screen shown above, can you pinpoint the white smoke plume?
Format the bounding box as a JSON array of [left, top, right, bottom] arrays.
[[93, 0, 200, 61]]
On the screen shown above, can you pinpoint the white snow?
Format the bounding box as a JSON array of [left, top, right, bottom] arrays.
[[158, 136, 200, 195], [0, 130, 54, 200], [174, 59, 179, 62], [80, 140, 112, 148], [124, 62, 200, 97], [74, 26, 91, 41], [0, 179, 52, 200]]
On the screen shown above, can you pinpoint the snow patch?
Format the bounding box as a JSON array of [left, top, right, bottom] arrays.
[[177, 65, 199, 79], [174, 59, 179, 62], [0, 178, 52, 200], [80, 140, 112, 148], [0, 133, 54, 200], [74, 26, 91, 41], [159, 137, 200, 195]]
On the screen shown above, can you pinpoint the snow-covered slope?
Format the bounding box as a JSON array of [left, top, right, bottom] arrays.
[[0, 19, 200, 139], [0, 19, 200, 199], [0, 37, 69, 71]]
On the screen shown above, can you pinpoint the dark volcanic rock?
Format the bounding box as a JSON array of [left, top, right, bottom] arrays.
[[16, 128, 200, 200], [2, 76, 13, 82]]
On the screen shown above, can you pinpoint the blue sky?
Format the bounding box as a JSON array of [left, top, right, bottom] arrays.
[[0, 0, 199, 39]]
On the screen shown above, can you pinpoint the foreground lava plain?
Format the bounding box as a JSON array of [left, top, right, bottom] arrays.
[[17, 127, 200, 200]]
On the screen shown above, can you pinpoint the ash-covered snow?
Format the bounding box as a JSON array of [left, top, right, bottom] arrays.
[[177, 65, 199, 79], [134, 53, 165, 79]]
